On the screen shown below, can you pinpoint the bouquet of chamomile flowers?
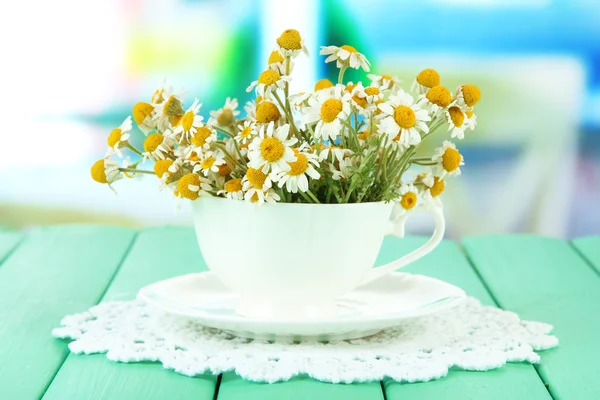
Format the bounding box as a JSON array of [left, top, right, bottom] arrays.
[[91, 29, 480, 213]]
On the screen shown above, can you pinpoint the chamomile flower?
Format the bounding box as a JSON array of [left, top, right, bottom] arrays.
[[418, 85, 452, 114], [377, 90, 431, 148], [415, 169, 445, 206], [189, 126, 216, 151], [142, 131, 175, 161], [217, 178, 244, 200], [464, 107, 477, 130], [397, 184, 420, 214], [289, 92, 312, 107], [242, 167, 276, 204], [120, 157, 141, 179], [314, 78, 335, 93], [150, 80, 173, 104], [173, 98, 204, 143], [106, 116, 132, 157], [91, 159, 122, 185], [193, 150, 226, 177], [303, 85, 351, 141], [455, 84, 481, 108], [318, 145, 352, 163], [276, 146, 320, 193], [154, 159, 174, 181], [267, 49, 287, 74], [411, 69, 441, 95], [330, 156, 355, 181], [176, 173, 212, 200], [276, 29, 309, 58], [248, 122, 297, 174], [367, 74, 402, 91], [132, 102, 156, 134], [210, 97, 240, 127], [254, 100, 282, 124], [320, 45, 371, 72], [246, 69, 291, 98], [445, 106, 467, 139], [236, 120, 257, 145], [432, 141, 464, 178], [153, 93, 185, 132], [350, 83, 382, 114], [175, 145, 202, 169]]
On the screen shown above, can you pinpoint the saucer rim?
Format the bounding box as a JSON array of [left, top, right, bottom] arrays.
[[137, 271, 467, 327]]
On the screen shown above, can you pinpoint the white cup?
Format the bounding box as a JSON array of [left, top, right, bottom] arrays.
[[191, 196, 445, 319]]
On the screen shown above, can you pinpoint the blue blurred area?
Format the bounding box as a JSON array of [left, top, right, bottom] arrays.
[[0, 0, 598, 237]]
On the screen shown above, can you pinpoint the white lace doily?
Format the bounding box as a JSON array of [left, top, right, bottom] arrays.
[[53, 297, 558, 384]]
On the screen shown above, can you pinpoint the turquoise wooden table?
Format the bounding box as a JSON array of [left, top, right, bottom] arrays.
[[1, 226, 599, 400]]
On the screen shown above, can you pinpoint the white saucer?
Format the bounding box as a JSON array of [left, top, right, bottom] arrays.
[[137, 272, 466, 341]]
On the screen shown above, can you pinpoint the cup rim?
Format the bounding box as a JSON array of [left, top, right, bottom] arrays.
[[194, 195, 393, 208]]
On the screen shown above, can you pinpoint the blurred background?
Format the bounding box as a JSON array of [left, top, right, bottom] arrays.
[[1, 0, 598, 238]]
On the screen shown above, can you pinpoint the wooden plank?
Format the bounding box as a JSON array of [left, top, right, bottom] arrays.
[[43, 227, 217, 400], [572, 236, 600, 275], [0, 225, 136, 400], [0, 231, 23, 265], [218, 237, 549, 400], [462, 234, 600, 399], [382, 237, 551, 400]]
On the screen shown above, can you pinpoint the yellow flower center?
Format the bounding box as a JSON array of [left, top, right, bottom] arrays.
[[448, 106, 464, 127], [154, 159, 173, 178], [181, 110, 195, 131], [465, 108, 474, 119], [400, 191, 417, 210], [346, 83, 357, 93], [341, 45, 358, 53], [256, 95, 264, 104], [163, 96, 184, 126], [277, 29, 302, 50], [218, 163, 232, 176], [268, 50, 284, 64], [250, 192, 260, 202], [287, 150, 308, 176], [260, 137, 285, 162], [426, 86, 451, 107], [132, 102, 154, 125], [225, 178, 242, 193], [257, 69, 281, 86], [381, 74, 393, 81], [352, 94, 367, 109], [393, 105, 416, 129], [246, 167, 267, 188], [430, 177, 445, 197], [357, 130, 371, 141], [442, 148, 461, 172], [91, 160, 107, 184], [240, 126, 252, 138], [416, 69, 440, 88], [255, 102, 281, 124], [177, 173, 201, 200], [144, 134, 164, 152], [320, 99, 343, 123], [188, 151, 200, 162], [201, 156, 215, 170], [461, 84, 481, 107], [365, 87, 380, 96], [217, 108, 234, 126], [191, 127, 212, 147], [314, 78, 334, 91], [107, 128, 122, 148]]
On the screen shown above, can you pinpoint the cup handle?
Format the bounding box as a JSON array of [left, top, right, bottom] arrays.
[[361, 202, 445, 285]]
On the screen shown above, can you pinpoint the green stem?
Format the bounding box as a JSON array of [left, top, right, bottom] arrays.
[[298, 190, 314, 204], [125, 143, 144, 157], [307, 190, 321, 204], [338, 66, 348, 85], [273, 91, 301, 141], [118, 168, 154, 175], [213, 126, 235, 139]]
